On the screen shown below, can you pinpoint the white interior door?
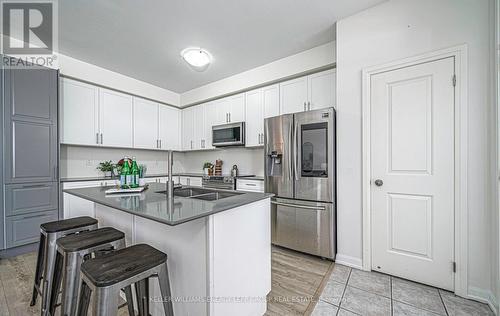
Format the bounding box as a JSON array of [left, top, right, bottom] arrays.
[[370, 57, 455, 291]]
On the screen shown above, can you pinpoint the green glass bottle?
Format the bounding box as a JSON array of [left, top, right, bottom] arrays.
[[121, 156, 131, 188], [130, 157, 140, 188]]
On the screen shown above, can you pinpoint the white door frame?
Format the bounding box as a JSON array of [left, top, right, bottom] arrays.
[[361, 45, 468, 296]]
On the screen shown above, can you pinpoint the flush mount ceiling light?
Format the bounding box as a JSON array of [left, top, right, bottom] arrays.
[[181, 47, 212, 72]]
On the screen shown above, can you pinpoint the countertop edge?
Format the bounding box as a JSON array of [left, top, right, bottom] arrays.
[[63, 188, 274, 226]]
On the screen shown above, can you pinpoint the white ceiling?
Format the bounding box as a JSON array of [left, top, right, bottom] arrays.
[[59, 0, 386, 93]]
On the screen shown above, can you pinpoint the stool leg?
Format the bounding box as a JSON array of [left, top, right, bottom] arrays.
[[48, 251, 64, 316], [93, 286, 119, 316], [158, 262, 174, 316], [76, 281, 92, 316], [41, 233, 58, 316], [135, 279, 149, 316], [61, 252, 84, 316], [30, 233, 46, 306], [123, 286, 135, 316]]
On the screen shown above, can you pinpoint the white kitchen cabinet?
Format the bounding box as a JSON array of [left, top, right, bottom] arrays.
[[308, 69, 336, 110], [133, 97, 159, 149], [60, 78, 99, 146], [159, 105, 181, 150], [99, 88, 133, 148], [280, 76, 308, 114], [245, 89, 265, 147], [179, 176, 202, 187], [245, 84, 279, 147], [203, 102, 217, 149], [279, 69, 335, 114], [213, 93, 245, 124], [182, 106, 195, 150], [263, 84, 280, 119], [193, 105, 205, 150], [63, 181, 102, 219], [236, 179, 264, 193]]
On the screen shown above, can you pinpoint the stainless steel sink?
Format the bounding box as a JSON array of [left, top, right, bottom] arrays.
[[156, 187, 242, 201]]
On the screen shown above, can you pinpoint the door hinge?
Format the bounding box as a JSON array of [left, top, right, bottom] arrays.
[[452, 74, 456, 87], [452, 261, 456, 273]]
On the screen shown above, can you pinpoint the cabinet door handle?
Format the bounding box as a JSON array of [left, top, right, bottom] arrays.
[[308, 101, 311, 111], [96, 133, 99, 144], [229, 113, 231, 122], [22, 184, 46, 189], [100, 133, 103, 144], [304, 102, 307, 111], [245, 183, 257, 186], [159, 139, 162, 148]]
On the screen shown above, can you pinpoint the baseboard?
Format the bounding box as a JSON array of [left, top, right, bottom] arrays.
[[334, 253, 363, 270], [0, 242, 38, 259], [468, 286, 499, 315]]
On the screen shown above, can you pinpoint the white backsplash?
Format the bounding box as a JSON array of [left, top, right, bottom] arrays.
[[61, 145, 264, 178], [181, 147, 264, 176], [60, 145, 186, 178]]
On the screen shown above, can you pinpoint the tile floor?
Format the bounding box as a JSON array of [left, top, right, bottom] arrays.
[[312, 264, 495, 316]]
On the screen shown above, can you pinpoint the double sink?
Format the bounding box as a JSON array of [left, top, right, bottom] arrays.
[[156, 187, 242, 201]]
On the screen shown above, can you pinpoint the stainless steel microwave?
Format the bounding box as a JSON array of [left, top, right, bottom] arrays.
[[212, 122, 245, 147]]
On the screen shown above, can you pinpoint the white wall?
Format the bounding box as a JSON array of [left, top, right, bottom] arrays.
[[180, 42, 336, 106], [1, 34, 180, 106], [181, 148, 264, 176], [336, 0, 494, 302], [60, 145, 186, 178], [58, 54, 180, 106]]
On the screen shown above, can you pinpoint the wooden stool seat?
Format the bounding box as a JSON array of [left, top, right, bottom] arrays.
[[57, 227, 124, 252], [81, 244, 167, 287], [77, 244, 173, 316], [41, 216, 98, 233]]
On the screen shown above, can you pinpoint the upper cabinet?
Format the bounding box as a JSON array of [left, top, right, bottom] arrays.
[[99, 88, 133, 148], [245, 84, 279, 147], [133, 97, 158, 150], [60, 78, 99, 146], [280, 69, 335, 114], [61, 78, 180, 150], [159, 105, 181, 150], [213, 93, 245, 125]]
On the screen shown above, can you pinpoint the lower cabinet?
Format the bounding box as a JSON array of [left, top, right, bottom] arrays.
[[236, 179, 264, 192], [179, 176, 202, 187], [63, 181, 102, 219], [5, 210, 58, 248]]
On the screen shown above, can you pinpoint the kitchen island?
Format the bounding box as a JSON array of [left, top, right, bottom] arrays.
[[64, 182, 273, 316]]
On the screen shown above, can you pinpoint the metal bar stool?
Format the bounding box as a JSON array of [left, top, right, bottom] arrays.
[[76, 244, 174, 316], [30, 216, 98, 316], [48, 227, 135, 316]]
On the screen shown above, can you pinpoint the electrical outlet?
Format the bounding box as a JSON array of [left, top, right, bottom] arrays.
[[86, 160, 93, 167]]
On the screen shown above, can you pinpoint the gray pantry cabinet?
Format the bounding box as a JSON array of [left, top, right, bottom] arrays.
[[1, 64, 59, 251]]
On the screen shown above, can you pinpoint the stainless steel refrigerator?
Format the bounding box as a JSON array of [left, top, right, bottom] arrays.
[[264, 107, 336, 259]]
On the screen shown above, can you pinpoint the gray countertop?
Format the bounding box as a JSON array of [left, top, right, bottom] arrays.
[[64, 182, 273, 226], [61, 173, 205, 183]]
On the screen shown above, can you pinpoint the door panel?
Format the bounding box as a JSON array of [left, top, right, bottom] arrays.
[[263, 84, 279, 119], [280, 76, 308, 115], [294, 108, 335, 202], [6, 210, 59, 248], [159, 105, 181, 150], [203, 103, 217, 149], [5, 182, 58, 216], [60, 78, 99, 145], [99, 88, 133, 147], [264, 114, 293, 199], [245, 89, 264, 147], [308, 69, 336, 111], [371, 57, 455, 290], [133, 97, 159, 149], [271, 198, 335, 259]]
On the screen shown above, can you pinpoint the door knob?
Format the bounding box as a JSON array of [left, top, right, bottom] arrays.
[[374, 179, 383, 186]]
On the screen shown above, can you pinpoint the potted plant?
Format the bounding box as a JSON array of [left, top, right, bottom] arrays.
[[97, 160, 115, 177], [203, 162, 213, 175]]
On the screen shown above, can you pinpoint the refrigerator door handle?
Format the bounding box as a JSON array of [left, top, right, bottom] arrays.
[[293, 121, 299, 181], [271, 200, 326, 211], [288, 118, 293, 180]]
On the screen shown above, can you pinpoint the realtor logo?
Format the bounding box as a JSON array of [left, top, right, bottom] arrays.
[[1, 0, 58, 68]]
